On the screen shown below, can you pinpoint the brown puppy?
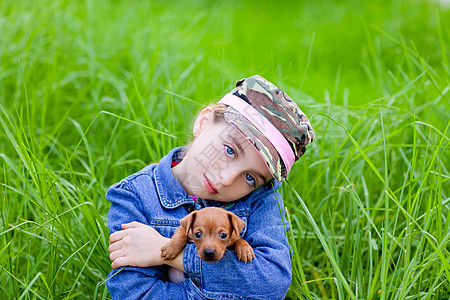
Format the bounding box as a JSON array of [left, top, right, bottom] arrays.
[[161, 207, 254, 263]]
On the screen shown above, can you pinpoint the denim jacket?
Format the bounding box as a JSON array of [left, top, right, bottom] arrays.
[[106, 147, 292, 299]]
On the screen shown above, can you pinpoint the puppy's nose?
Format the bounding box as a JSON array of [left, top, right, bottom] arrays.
[[204, 249, 215, 259]]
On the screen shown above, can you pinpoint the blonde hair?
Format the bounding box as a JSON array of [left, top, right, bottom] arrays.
[[209, 103, 227, 122], [179, 103, 228, 158]]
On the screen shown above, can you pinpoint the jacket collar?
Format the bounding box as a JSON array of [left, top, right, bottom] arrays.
[[153, 147, 194, 209]]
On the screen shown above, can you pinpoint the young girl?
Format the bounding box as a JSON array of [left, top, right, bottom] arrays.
[[106, 75, 314, 299]]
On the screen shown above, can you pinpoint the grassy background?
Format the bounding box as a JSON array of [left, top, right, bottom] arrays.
[[1, 0, 449, 298]]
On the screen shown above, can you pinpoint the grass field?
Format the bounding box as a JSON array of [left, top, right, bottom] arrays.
[[1, 0, 449, 299]]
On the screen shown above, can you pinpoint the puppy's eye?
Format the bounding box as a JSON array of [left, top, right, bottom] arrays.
[[194, 232, 202, 239], [219, 233, 228, 239]]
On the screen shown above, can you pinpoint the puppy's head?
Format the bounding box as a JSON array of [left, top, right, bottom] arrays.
[[179, 207, 245, 262]]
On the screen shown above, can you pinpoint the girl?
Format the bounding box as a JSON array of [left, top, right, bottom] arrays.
[[106, 75, 314, 299]]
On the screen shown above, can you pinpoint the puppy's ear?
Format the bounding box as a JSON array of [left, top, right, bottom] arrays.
[[179, 211, 197, 235], [227, 212, 246, 243]]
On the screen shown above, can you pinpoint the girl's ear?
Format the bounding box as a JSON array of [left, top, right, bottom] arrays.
[[193, 107, 214, 137]]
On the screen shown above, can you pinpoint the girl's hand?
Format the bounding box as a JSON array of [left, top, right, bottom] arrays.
[[108, 221, 170, 269]]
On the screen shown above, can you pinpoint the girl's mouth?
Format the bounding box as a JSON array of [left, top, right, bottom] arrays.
[[203, 174, 218, 194]]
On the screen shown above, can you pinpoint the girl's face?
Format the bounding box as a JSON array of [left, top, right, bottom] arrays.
[[172, 108, 272, 202]]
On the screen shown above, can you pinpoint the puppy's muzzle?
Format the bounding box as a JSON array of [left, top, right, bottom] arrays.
[[204, 249, 216, 260]]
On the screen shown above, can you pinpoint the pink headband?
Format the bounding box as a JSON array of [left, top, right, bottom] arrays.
[[219, 93, 295, 174]]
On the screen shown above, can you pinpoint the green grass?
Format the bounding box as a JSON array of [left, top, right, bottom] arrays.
[[1, 0, 449, 298]]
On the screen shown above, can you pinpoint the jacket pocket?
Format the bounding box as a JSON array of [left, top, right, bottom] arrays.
[[148, 218, 180, 238]]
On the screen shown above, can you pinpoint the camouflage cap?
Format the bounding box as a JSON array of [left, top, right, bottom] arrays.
[[218, 75, 314, 182]]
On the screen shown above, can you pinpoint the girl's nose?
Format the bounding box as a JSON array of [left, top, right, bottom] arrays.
[[218, 166, 240, 186]]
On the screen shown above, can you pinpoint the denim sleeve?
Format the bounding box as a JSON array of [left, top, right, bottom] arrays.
[[183, 190, 292, 300], [106, 180, 205, 300]]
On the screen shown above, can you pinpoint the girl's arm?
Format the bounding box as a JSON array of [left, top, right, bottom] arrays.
[[106, 180, 202, 299], [108, 221, 184, 272]]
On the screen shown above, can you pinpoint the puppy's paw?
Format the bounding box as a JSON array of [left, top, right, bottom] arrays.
[[235, 239, 255, 263], [161, 242, 181, 261]]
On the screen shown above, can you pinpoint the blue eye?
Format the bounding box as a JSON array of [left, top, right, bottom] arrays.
[[245, 173, 255, 187], [194, 232, 202, 239], [225, 145, 235, 158], [219, 233, 228, 239]]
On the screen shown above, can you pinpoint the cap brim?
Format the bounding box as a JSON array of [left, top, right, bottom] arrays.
[[223, 107, 285, 182]]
